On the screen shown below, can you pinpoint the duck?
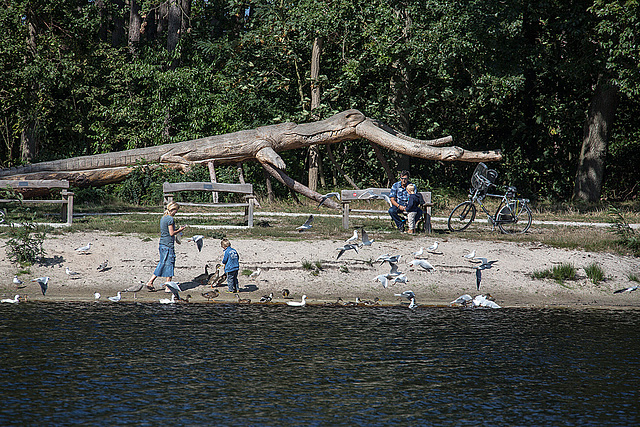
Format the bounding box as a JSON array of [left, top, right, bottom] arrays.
[[207, 264, 222, 287], [236, 294, 251, 304], [178, 294, 192, 303], [259, 292, 273, 303], [202, 289, 219, 301], [194, 264, 210, 285], [282, 288, 291, 298]]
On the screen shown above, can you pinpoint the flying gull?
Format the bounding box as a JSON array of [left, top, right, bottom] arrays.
[[286, 295, 307, 307], [392, 274, 409, 285], [32, 277, 49, 296], [475, 258, 498, 291], [296, 215, 314, 231], [165, 281, 182, 300], [187, 235, 205, 252], [359, 228, 374, 247], [336, 243, 359, 259], [318, 192, 340, 207], [373, 274, 390, 289], [394, 290, 416, 300], [613, 285, 639, 294]]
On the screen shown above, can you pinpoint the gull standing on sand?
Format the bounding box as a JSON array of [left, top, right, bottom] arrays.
[[412, 247, 424, 258], [249, 268, 262, 280], [408, 259, 436, 272], [426, 241, 439, 253], [408, 297, 417, 309], [32, 277, 49, 296], [13, 276, 24, 287], [296, 215, 314, 231], [75, 243, 92, 254], [97, 260, 109, 272], [463, 250, 476, 260], [1, 295, 20, 304], [395, 290, 416, 300], [94, 292, 101, 300], [450, 294, 473, 306], [108, 292, 122, 302], [318, 192, 340, 207], [187, 235, 205, 252], [336, 243, 359, 260], [287, 295, 307, 306], [65, 266, 80, 279], [123, 281, 145, 300]]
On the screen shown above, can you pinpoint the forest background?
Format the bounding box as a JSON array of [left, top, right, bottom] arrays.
[[1, 0, 638, 207]]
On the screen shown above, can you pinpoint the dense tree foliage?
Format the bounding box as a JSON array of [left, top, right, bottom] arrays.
[[1, 0, 638, 203]]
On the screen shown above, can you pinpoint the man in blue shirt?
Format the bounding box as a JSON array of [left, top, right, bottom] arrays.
[[388, 170, 416, 232]]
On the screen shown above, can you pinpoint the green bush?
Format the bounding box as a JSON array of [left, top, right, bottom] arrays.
[[533, 263, 576, 284], [584, 263, 605, 284], [5, 219, 47, 265], [608, 206, 640, 256]]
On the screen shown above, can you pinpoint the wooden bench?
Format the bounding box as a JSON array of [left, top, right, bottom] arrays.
[[340, 188, 433, 233], [163, 182, 256, 227], [0, 179, 74, 225]]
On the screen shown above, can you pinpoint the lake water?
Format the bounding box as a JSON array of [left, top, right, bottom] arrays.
[[1, 302, 638, 426]]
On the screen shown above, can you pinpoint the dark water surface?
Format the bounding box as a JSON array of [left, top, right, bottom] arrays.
[[1, 303, 638, 426]]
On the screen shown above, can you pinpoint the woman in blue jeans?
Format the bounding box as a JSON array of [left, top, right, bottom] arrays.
[[146, 201, 187, 291]]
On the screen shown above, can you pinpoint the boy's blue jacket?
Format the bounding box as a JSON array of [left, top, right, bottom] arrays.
[[222, 246, 239, 272]]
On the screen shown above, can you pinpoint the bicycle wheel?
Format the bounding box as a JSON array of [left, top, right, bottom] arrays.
[[497, 200, 532, 234], [0, 208, 5, 224], [448, 201, 476, 232]]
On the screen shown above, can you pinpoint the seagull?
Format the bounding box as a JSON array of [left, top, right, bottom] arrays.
[[108, 292, 122, 302], [164, 281, 182, 300], [65, 266, 80, 278], [378, 254, 401, 265], [412, 247, 424, 258], [259, 293, 274, 303], [75, 242, 92, 254], [187, 235, 204, 252], [94, 292, 101, 300], [13, 276, 23, 286], [97, 260, 109, 272], [318, 192, 340, 207], [473, 294, 501, 309], [296, 215, 313, 231], [475, 258, 498, 290], [388, 262, 403, 277], [282, 288, 290, 298], [345, 229, 358, 244], [408, 259, 436, 272], [202, 289, 219, 300], [613, 285, 639, 294], [381, 194, 392, 207], [32, 277, 49, 296], [287, 295, 307, 307], [426, 241, 439, 253], [357, 190, 379, 200], [373, 274, 390, 289], [395, 290, 416, 300], [463, 250, 476, 260], [450, 294, 473, 306], [336, 243, 359, 259], [1, 295, 20, 304], [408, 297, 417, 309], [249, 268, 262, 280], [235, 294, 251, 304], [359, 228, 374, 246], [159, 294, 176, 304], [392, 274, 408, 285], [123, 281, 145, 299]]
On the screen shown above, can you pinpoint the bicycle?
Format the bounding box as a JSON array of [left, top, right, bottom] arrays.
[[447, 163, 533, 234]]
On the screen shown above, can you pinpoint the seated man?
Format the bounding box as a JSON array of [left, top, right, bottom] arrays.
[[388, 170, 416, 232]]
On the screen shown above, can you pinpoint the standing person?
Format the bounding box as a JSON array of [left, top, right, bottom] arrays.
[[221, 238, 240, 293], [146, 202, 187, 291], [405, 184, 423, 234], [388, 170, 416, 232]]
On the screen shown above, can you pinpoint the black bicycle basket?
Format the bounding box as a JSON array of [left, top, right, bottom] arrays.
[[470, 162, 498, 196]]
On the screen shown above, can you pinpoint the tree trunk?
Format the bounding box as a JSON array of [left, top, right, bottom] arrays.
[[167, 0, 180, 53], [573, 82, 618, 202], [370, 142, 394, 187], [111, 0, 126, 47], [308, 36, 323, 191], [1, 110, 502, 204], [128, 0, 142, 57]]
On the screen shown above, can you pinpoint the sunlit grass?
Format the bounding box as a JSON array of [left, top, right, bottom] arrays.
[[532, 263, 576, 285], [584, 263, 605, 284]]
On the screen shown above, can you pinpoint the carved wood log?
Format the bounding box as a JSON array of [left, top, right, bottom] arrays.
[[0, 109, 502, 205]]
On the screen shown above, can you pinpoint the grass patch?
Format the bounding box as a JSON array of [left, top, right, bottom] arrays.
[[628, 273, 640, 283], [301, 260, 315, 270], [584, 263, 605, 284], [532, 263, 576, 285], [339, 265, 349, 273], [241, 269, 253, 276]]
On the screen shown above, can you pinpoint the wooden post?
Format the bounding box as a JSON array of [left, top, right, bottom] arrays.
[[64, 190, 74, 225], [342, 201, 350, 229], [207, 160, 218, 203]]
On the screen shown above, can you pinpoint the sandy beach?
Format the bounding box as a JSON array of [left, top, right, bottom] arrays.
[[2, 229, 640, 309]]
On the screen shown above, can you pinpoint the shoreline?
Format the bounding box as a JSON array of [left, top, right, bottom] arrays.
[[2, 231, 640, 309]]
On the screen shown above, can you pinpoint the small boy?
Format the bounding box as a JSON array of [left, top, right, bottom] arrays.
[[405, 184, 423, 234], [221, 238, 240, 293]]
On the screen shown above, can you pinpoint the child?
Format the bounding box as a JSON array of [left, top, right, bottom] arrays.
[[405, 184, 423, 234], [221, 238, 240, 293]]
